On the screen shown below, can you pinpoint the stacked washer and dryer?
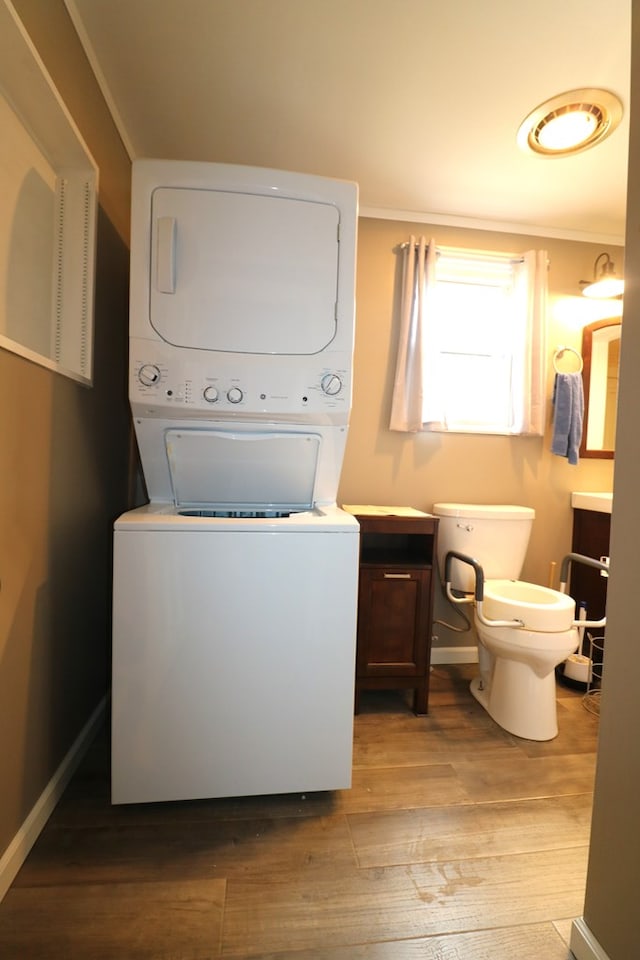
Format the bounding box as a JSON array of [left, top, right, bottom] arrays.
[[111, 160, 359, 804]]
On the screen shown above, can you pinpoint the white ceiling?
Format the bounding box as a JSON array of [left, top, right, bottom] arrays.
[[65, 0, 631, 244]]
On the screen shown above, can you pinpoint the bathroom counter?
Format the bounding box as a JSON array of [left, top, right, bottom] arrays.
[[571, 491, 613, 514]]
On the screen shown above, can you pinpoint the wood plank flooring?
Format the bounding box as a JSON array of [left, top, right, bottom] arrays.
[[0, 664, 598, 959]]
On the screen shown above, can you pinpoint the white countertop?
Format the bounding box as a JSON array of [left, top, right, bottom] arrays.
[[571, 492, 613, 514]]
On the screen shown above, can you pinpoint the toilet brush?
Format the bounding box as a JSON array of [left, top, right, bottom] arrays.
[[563, 600, 593, 683]]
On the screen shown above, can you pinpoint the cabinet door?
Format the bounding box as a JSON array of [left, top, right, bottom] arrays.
[[570, 510, 610, 621], [357, 567, 430, 677]]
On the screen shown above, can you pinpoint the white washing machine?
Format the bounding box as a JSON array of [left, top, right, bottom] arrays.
[[111, 160, 359, 804]]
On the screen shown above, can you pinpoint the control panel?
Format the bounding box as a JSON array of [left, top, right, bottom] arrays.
[[129, 338, 351, 419]]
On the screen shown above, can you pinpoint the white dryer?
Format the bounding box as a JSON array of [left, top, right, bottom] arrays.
[[111, 160, 359, 804]]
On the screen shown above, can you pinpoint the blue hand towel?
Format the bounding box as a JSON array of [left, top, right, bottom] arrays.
[[551, 372, 584, 465]]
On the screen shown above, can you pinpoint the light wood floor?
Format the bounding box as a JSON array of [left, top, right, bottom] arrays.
[[0, 664, 598, 959]]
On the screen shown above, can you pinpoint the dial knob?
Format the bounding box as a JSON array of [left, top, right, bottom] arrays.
[[227, 387, 243, 404], [321, 373, 342, 396], [203, 385, 219, 403], [138, 364, 161, 387]]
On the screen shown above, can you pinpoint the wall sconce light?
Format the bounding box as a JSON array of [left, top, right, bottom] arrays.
[[580, 252, 624, 299]]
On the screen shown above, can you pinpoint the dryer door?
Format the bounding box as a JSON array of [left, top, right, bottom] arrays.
[[149, 188, 339, 355]]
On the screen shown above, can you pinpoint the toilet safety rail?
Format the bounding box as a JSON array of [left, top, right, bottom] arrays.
[[558, 552, 608, 630], [443, 550, 609, 630]]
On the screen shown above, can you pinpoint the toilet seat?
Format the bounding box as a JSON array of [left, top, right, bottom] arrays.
[[483, 579, 575, 632]]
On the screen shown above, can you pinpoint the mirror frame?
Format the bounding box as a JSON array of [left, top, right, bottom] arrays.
[[579, 317, 621, 459]]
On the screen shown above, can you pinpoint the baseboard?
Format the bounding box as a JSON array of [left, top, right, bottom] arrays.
[[570, 917, 612, 960], [431, 645, 478, 664], [0, 696, 107, 903]]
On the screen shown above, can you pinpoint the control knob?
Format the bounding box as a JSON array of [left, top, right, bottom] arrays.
[[321, 373, 342, 396], [203, 385, 219, 403], [138, 363, 161, 387], [227, 386, 243, 404]]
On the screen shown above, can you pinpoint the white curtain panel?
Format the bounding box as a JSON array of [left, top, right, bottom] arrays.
[[512, 249, 547, 436], [389, 236, 436, 432]]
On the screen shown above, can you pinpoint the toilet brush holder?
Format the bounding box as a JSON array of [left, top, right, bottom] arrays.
[[561, 601, 592, 685], [563, 653, 593, 684]]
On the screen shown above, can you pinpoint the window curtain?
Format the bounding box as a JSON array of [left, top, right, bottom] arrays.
[[511, 249, 547, 436], [389, 238, 547, 436], [389, 236, 437, 432]]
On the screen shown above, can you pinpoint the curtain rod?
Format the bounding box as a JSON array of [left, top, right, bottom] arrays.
[[399, 241, 525, 264]]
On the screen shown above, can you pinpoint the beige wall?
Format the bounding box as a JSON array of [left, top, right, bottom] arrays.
[[340, 217, 617, 648], [0, 1, 131, 861]]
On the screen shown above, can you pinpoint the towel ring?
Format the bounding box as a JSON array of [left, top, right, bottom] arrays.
[[553, 345, 583, 374]]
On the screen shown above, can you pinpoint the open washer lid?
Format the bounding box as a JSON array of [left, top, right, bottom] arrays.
[[165, 429, 321, 509]]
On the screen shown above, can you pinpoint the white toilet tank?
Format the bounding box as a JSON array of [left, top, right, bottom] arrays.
[[432, 503, 535, 592]]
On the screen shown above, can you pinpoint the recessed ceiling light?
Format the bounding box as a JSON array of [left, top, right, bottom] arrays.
[[517, 88, 623, 157]]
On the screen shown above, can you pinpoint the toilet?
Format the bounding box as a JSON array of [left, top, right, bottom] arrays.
[[432, 503, 581, 741]]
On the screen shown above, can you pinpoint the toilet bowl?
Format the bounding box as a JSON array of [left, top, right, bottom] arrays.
[[432, 503, 607, 742], [473, 617, 579, 741]]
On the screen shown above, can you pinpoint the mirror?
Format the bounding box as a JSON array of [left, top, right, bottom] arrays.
[[580, 317, 621, 459]]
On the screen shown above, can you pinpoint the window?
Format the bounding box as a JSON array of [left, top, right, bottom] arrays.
[[390, 240, 547, 436]]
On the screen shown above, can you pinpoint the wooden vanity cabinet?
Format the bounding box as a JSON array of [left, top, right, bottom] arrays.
[[570, 508, 610, 679], [570, 509, 610, 623], [352, 513, 438, 715]]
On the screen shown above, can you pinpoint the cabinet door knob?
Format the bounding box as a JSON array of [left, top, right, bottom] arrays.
[[383, 572, 411, 579]]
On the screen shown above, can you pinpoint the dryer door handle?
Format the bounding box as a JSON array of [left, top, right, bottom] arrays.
[[156, 216, 176, 294]]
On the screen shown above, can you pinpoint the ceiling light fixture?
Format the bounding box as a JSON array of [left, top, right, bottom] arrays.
[[580, 252, 624, 299], [517, 88, 623, 158]]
